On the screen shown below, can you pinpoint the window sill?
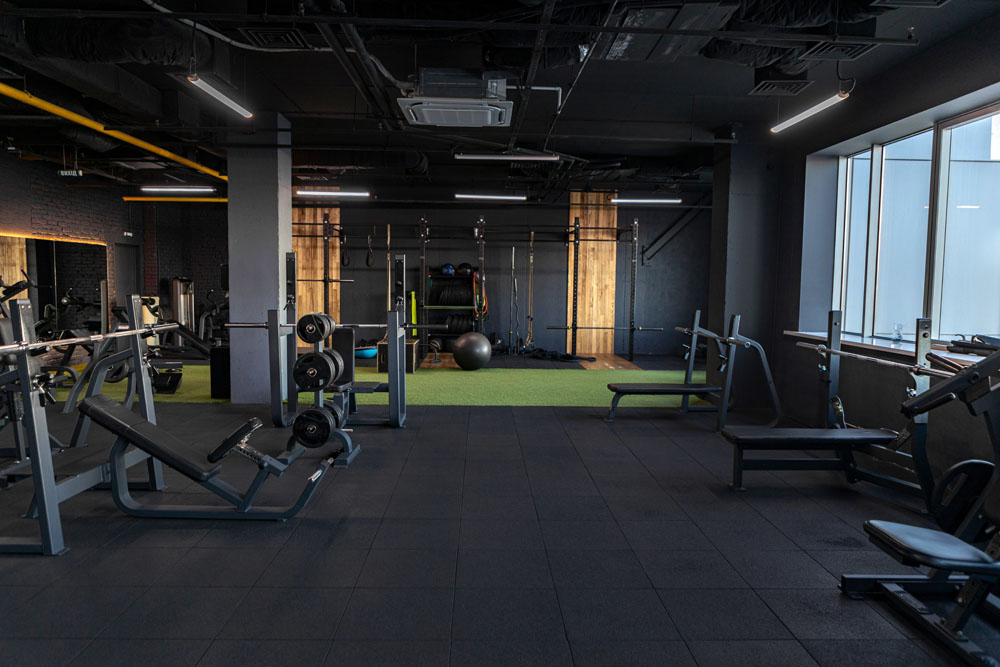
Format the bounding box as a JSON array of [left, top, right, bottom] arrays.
[[783, 330, 983, 366]]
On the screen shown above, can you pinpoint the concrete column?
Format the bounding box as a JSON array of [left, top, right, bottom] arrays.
[[227, 112, 292, 404]]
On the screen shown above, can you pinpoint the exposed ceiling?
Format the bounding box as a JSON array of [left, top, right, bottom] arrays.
[[0, 0, 997, 203]]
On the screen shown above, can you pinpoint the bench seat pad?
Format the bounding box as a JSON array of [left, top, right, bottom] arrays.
[[607, 383, 721, 396], [722, 427, 897, 448]]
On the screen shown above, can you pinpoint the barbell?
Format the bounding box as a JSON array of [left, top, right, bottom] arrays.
[[546, 325, 664, 332], [674, 326, 750, 349], [0, 322, 179, 355], [795, 342, 953, 379]]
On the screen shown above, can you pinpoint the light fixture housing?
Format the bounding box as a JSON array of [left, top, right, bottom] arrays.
[[770, 93, 848, 133], [610, 197, 683, 205], [141, 185, 216, 193], [295, 190, 371, 199], [187, 74, 254, 119], [454, 193, 527, 201], [454, 152, 560, 162]]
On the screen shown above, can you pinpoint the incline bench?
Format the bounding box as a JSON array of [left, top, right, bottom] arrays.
[[79, 394, 340, 520]]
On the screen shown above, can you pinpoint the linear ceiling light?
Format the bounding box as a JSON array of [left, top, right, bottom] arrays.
[[141, 185, 216, 193], [771, 93, 848, 133], [454, 152, 560, 162], [956, 205, 980, 209], [187, 74, 254, 119], [611, 197, 683, 205], [123, 196, 227, 203], [295, 190, 371, 198], [455, 193, 527, 201]]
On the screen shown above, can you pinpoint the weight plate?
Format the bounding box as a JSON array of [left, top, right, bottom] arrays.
[[324, 349, 345, 387], [293, 352, 336, 390], [297, 313, 335, 344], [292, 408, 335, 448]]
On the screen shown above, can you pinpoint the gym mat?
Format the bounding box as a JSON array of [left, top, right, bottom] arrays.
[[53, 365, 707, 408]]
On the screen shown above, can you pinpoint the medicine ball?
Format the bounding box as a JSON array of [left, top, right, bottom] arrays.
[[456, 262, 473, 276], [440, 263, 456, 276], [452, 332, 492, 371]]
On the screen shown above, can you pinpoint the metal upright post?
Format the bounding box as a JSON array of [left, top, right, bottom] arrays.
[[681, 309, 702, 412], [126, 295, 165, 490], [911, 317, 933, 503], [419, 218, 428, 349], [628, 217, 639, 361], [322, 212, 331, 315], [825, 310, 842, 427], [476, 216, 486, 333], [716, 314, 741, 431], [571, 216, 580, 356], [388, 302, 406, 428]]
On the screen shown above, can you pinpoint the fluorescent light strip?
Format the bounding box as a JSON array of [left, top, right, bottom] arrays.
[[957, 205, 980, 209], [770, 93, 848, 134], [454, 153, 560, 162], [611, 198, 682, 205], [454, 193, 527, 201], [187, 75, 254, 119], [141, 186, 216, 193], [295, 190, 370, 198]]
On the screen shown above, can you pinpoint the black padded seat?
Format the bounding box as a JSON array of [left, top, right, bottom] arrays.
[[607, 383, 721, 395], [865, 520, 1000, 575], [78, 395, 221, 482], [722, 427, 897, 449], [350, 381, 389, 394]]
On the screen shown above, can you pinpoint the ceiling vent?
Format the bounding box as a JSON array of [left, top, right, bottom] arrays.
[[871, 0, 951, 6], [748, 68, 812, 96], [398, 69, 513, 127], [238, 27, 311, 49], [800, 41, 878, 60]]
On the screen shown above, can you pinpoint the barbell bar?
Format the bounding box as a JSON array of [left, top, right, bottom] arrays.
[[226, 321, 449, 331], [673, 326, 750, 348], [795, 342, 953, 379], [0, 322, 179, 355], [546, 325, 664, 332]]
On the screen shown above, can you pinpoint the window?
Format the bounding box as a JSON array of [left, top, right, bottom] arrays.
[[833, 103, 1000, 341]]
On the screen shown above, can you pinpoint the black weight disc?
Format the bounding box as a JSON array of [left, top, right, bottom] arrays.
[[292, 408, 335, 448], [324, 348, 345, 387], [297, 313, 335, 344], [293, 352, 337, 390]]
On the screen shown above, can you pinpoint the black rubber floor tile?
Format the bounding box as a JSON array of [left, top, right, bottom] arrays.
[[0, 584, 43, 607], [286, 518, 381, 550], [723, 550, 838, 589], [806, 549, 918, 578], [356, 549, 457, 588], [569, 640, 696, 666], [198, 639, 330, 667], [591, 474, 667, 497], [463, 472, 533, 496], [384, 493, 462, 519], [0, 547, 98, 586], [757, 589, 907, 640], [602, 494, 688, 521], [770, 517, 873, 551], [308, 493, 391, 520], [100, 586, 248, 639], [450, 639, 574, 667], [456, 549, 552, 588], [371, 519, 460, 550], [539, 520, 629, 550], [0, 585, 144, 638], [461, 493, 536, 520], [618, 520, 714, 550], [547, 549, 650, 589], [800, 639, 944, 666], [532, 495, 611, 521], [334, 589, 453, 640], [401, 457, 465, 477], [464, 443, 523, 462], [637, 550, 747, 589], [155, 547, 278, 587], [0, 638, 90, 666], [452, 588, 565, 641], [218, 588, 351, 639], [109, 526, 212, 549], [191, 522, 297, 549], [528, 473, 600, 497], [558, 588, 679, 641], [459, 519, 544, 550], [697, 518, 801, 552], [257, 548, 367, 588], [687, 640, 818, 666], [658, 589, 792, 641], [324, 640, 449, 666], [69, 639, 210, 666], [61, 547, 189, 587], [393, 473, 464, 496]]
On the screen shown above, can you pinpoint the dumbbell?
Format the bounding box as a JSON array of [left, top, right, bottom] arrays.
[[297, 313, 336, 344]]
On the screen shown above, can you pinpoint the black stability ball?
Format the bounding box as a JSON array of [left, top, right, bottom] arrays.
[[452, 332, 491, 371]]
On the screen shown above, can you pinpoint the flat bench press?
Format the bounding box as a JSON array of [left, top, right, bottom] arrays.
[[79, 394, 339, 520]]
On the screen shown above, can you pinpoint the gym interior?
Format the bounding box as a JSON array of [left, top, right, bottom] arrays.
[[0, 1, 998, 665]]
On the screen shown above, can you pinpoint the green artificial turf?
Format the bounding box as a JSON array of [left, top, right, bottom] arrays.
[[57, 363, 705, 408]]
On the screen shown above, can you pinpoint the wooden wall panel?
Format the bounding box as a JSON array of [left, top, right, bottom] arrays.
[[292, 207, 340, 320], [0, 236, 28, 291], [566, 191, 617, 354]]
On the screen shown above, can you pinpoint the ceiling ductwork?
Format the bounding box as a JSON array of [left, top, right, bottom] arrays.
[[294, 150, 429, 177]]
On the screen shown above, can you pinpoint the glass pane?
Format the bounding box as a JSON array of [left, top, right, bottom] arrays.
[[939, 113, 1000, 337], [843, 152, 870, 333], [873, 131, 932, 337]]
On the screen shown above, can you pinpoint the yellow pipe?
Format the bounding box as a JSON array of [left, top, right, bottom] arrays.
[[122, 197, 228, 203], [0, 82, 228, 182]]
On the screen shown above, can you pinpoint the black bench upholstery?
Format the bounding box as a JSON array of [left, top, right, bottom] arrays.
[[78, 395, 221, 482], [722, 427, 897, 449], [864, 520, 999, 575], [607, 382, 721, 396]]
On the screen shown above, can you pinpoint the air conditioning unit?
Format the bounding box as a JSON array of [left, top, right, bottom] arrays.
[[397, 68, 513, 127]]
